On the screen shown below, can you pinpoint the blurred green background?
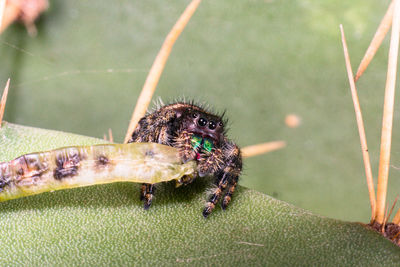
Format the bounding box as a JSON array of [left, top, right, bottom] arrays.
[[0, 0, 398, 222]]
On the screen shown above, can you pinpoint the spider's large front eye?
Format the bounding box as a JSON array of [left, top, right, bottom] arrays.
[[198, 117, 207, 127], [208, 121, 216, 130]]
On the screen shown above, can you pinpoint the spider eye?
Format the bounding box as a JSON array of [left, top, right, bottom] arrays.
[[208, 121, 216, 130], [192, 113, 199, 118], [218, 121, 223, 127], [198, 117, 207, 127]]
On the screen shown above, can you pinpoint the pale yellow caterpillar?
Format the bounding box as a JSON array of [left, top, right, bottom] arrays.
[[0, 143, 197, 201]]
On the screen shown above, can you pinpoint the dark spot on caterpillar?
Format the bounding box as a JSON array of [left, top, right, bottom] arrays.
[[0, 164, 11, 192], [26, 156, 37, 165], [14, 156, 27, 176], [0, 179, 8, 192], [54, 153, 80, 180], [0, 178, 7, 191], [16, 168, 24, 176], [97, 155, 109, 166], [54, 166, 78, 180], [20, 155, 49, 179], [25, 155, 42, 171], [145, 150, 155, 158]]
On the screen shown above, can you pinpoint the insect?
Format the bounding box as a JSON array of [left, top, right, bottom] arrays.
[[129, 102, 242, 218], [0, 142, 196, 202]]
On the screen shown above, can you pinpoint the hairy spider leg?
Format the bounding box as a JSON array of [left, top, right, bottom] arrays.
[[203, 171, 229, 218], [141, 184, 155, 209], [222, 175, 239, 210], [202, 141, 242, 216], [178, 131, 196, 163], [140, 184, 147, 200]]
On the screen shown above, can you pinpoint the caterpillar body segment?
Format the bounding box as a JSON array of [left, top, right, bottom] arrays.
[[0, 143, 196, 201]]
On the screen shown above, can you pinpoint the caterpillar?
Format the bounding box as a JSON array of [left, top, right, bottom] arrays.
[[0, 143, 196, 202]]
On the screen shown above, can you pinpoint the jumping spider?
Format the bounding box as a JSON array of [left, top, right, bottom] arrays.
[[129, 102, 242, 218]]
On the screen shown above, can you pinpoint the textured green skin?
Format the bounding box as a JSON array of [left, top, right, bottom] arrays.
[[1, 123, 399, 265]]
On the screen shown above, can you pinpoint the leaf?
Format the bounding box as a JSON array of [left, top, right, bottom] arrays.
[[0, 122, 399, 265]]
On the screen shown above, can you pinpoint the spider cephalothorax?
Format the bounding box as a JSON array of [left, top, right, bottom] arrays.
[[129, 102, 242, 217]]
